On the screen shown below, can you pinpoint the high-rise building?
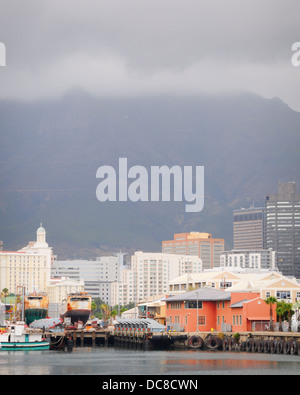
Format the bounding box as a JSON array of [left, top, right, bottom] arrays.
[[265, 182, 300, 277], [162, 232, 224, 269], [233, 206, 265, 250], [112, 251, 202, 306], [0, 224, 53, 294]]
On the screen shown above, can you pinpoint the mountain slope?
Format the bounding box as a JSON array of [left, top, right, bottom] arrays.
[[0, 91, 299, 258]]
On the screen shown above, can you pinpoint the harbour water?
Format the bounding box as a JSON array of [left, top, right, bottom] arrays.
[[1, 347, 300, 375]]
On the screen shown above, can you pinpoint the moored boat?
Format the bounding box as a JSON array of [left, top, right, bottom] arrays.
[[24, 292, 49, 326], [61, 292, 91, 325], [0, 322, 50, 351]]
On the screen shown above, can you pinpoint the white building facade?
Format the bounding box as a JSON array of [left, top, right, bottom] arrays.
[[220, 249, 277, 271], [0, 225, 53, 294], [52, 253, 128, 303], [112, 251, 203, 306]]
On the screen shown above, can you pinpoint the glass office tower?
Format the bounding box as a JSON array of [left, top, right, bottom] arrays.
[[265, 182, 300, 277]]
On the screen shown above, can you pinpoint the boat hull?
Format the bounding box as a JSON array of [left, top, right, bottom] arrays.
[[25, 308, 48, 325], [0, 341, 50, 351], [62, 309, 90, 325]]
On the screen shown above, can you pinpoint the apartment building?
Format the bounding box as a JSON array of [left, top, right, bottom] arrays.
[[162, 232, 224, 269], [220, 249, 276, 271], [112, 251, 202, 306]]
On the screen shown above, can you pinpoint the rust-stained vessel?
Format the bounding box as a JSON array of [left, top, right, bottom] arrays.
[[24, 292, 49, 325], [61, 292, 91, 325]]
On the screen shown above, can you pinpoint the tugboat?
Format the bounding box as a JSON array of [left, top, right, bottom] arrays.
[[24, 292, 49, 326], [61, 292, 91, 325], [0, 322, 50, 351]]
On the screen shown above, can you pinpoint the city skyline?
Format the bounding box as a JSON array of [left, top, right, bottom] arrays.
[[0, 0, 299, 377]]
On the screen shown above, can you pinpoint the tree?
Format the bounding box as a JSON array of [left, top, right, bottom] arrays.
[[285, 302, 294, 332], [100, 304, 110, 321], [264, 296, 277, 331], [91, 298, 106, 319], [91, 301, 97, 318], [276, 301, 294, 332], [276, 301, 286, 332], [111, 309, 118, 320]]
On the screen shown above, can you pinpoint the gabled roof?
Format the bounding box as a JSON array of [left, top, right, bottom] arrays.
[[166, 287, 231, 302]]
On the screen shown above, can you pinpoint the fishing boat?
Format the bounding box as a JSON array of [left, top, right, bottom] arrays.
[[61, 292, 91, 325], [0, 322, 50, 351], [24, 292, 49, 325]]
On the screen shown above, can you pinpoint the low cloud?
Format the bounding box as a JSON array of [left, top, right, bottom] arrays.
[[0, 0, 299, 110]]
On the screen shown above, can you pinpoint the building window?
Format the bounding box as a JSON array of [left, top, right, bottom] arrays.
[[198, 316, 206, 325], [276, 291, 291, 300], [170, 302, 182, 309], [185, 301, 203, 309]]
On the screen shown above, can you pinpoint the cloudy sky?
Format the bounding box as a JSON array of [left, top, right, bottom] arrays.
[[0, 0, 299, 111]]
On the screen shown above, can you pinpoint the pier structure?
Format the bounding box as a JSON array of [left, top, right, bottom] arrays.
[[113, 329, 300, 355], [46, 325, 300, 356], [48, 328, 112, 350]]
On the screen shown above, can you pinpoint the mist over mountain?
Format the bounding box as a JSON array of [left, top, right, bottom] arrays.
[[0, 90, 299, 258]]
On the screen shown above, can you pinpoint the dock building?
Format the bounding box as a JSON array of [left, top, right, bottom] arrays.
[[165, 288, 276, 332]]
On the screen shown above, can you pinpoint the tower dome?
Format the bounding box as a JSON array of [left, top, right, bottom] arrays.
[[36, 222, 46, 244], [37, 223, 46, 234]]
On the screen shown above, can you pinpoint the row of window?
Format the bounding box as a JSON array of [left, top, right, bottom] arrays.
[[168, 301, 230, 310], [170, 315, 242, 327]]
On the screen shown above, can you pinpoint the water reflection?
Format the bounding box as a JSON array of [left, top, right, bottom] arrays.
[[0, 348, 300, 375], [161, 355, 276, 372]]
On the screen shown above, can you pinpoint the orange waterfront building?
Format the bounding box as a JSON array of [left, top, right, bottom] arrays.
[[166, 288, 276, 333]]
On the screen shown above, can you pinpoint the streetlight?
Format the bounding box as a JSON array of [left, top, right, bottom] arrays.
[[196, 291, 199, 332]]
